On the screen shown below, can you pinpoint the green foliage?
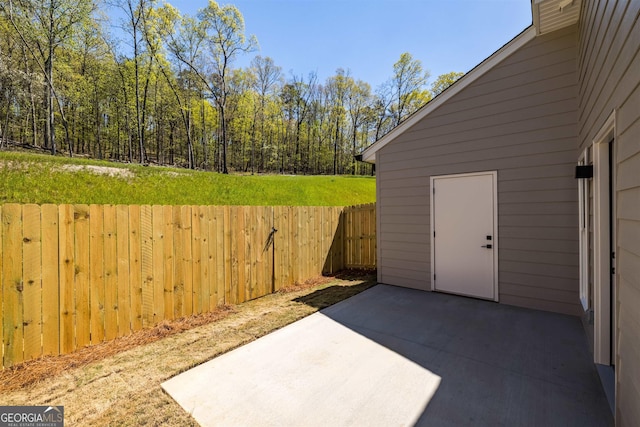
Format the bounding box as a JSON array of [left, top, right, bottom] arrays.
[[0, 1, 457, 176], [0, 151, 375, 206], [431, 71, 464, 97]]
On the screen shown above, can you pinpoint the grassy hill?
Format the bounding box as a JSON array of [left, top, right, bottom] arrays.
[[0, 151, 375, 206]]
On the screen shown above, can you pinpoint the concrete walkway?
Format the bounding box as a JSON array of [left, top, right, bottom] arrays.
[[162, 285, 612, 427]]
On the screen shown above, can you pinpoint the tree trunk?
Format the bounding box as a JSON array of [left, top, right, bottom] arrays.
[[45, 54, 55, 155], [220, 105, 228, 174]]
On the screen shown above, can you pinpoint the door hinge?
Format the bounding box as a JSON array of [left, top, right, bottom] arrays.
[[612, 252, 616, 275], [434, 274, 436, 281]]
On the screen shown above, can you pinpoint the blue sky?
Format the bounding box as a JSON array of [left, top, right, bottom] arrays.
[[160, 0, 533, 89]]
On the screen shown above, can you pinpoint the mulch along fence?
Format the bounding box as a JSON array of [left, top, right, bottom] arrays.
[[0, 203, 375, 369]]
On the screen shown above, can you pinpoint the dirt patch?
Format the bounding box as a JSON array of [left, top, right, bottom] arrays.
[[0, 272, 376, 427], [61, 164, 134, 178]]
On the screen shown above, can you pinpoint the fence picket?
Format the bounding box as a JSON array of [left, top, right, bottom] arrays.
[[3, 204, 24, 367], [58, 204, 74, 354], [199, 206, 210, 313], [41, 205, 59, 355], [162, 205, 174, 319], [152, 206, 165, 324], [90, 205, 105, 344], [116, 205, 132, 335], [73, 205, 91, 349], [22, 204, 42, 360], [172, 206, 184, 318], [103, 205, 119, 340]]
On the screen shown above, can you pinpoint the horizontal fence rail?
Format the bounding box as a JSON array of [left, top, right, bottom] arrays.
[[0, 203, 375, 368]]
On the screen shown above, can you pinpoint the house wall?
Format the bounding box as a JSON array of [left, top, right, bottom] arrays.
[[577, 0, 640, 425], [376, 24, 582, 315]]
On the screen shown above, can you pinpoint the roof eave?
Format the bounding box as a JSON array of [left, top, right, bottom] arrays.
[[532, 0, 582, 36]]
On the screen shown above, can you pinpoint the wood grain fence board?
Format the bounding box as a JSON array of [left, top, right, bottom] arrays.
[[313, 207, 321, 275], [128, 205, 141, 332], [333, 208, 339, 269], [244, 206, 253, 300], [361, 207, 368, 266], [191, 207, 202, 315], [22, 204, 42, 361], [140, 205, 154, 327], [259, 206, 266, 296], [244, 206, 254, 300], [162, 205, 174, 319], [284, 206, 293, 287], [271, 206, 279, 291], [255, 206, 265, 299], [103, 205, 118, 340], [357, 207, 363, 268], [238, 206, 247, 303], [73, 205, 90, 349], [89, 205, 105, 344], [116, 205, 131, 336], [272, 206, 283, 290], [336, 207, 345, 272], [268, 207, 275, 294], [2, 204, 23, 367], [182, 206, 193, 315], [320, 207, 330, 275], [370, 206, 376, 266], [41, 204, 59, 355], [228, 207, 238, 305], [58, 204, 74, 355], [291, 207, 300, 285], [207, 206, 218, 308], [331, 207, 341, 273], [0, 202, 377, 368], [199, 206, 210, 313], [279, 206, 289, 287], [302, 206, 309, 278], [223, 206, 232, 304], [214, 206, 225, 306], [172, 206, 184, 319], [152, 206, 165, 324], [254, 206, 264, 299], [237, 206, 247, 303]]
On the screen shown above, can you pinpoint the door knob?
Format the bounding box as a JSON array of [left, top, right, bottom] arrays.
[[481, 244, 493, 249]]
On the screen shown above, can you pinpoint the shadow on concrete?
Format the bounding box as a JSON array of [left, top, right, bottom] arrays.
[[319, 285, 613, 426], [292, 283, 375, 310], [292, 273, 377, 310], [163, 283, 614, 427]]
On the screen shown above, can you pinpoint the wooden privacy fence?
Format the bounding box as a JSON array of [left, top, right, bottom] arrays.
[[0, 202, 375, 368]]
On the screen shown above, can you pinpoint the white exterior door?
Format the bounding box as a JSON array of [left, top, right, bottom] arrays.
[[431, 172, 497, 300]]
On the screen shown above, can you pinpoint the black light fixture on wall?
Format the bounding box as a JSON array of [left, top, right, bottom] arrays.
[[575, 165, 593, 179]]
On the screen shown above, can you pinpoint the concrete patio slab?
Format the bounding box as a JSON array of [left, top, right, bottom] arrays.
[[162, 284, 613, 427]]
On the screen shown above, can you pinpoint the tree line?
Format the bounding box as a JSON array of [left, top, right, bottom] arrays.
[[0, 0, 463, 175]]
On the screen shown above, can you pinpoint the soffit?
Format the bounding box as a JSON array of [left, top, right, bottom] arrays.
[[532, 0, 582, 35]]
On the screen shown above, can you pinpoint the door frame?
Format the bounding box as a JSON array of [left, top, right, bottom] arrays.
[[429, 171, 499, 302], [592, 111, 616, 366], [578, 149, 590, 311]]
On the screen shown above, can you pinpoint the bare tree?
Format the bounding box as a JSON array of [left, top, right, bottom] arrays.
[[250, 55, 282, 173]]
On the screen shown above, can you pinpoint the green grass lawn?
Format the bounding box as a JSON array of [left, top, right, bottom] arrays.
[[0, 151, 376, 206]]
